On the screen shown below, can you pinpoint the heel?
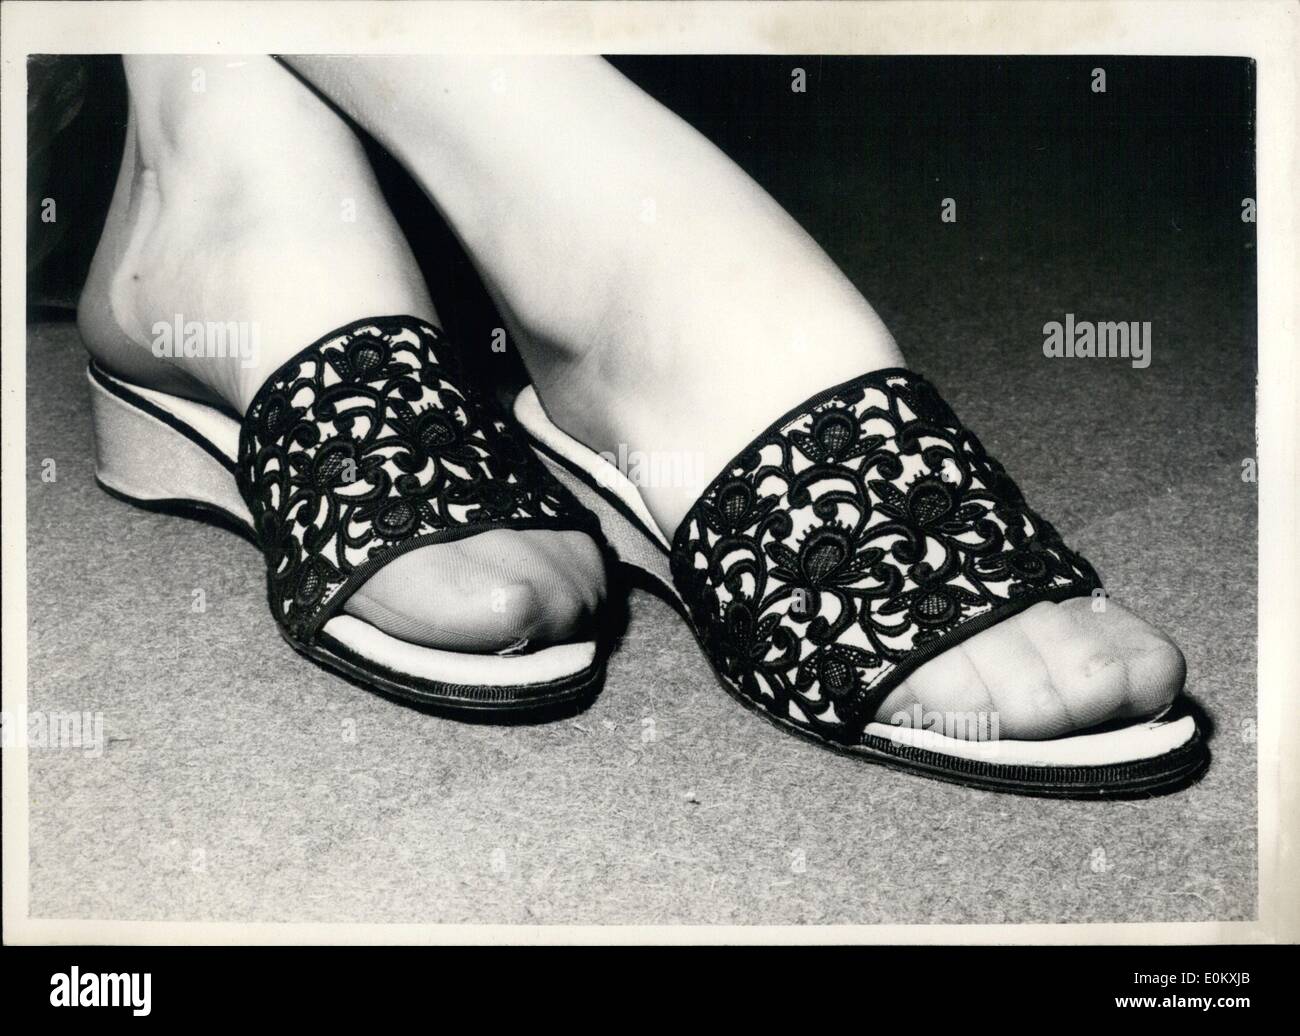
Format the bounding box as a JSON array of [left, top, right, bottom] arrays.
[[87, 365, 255, 536]]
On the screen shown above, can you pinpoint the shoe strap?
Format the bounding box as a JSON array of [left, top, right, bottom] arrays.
[[236, 315, 598, 644], [669, 367, 1101, 744]]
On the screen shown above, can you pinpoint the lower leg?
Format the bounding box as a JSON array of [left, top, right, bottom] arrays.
[[282, 55, 903, 532], [81, 55, 439, 412]]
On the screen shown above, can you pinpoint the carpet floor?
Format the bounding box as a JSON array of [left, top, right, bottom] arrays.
[[24, 298, 1256, 925]]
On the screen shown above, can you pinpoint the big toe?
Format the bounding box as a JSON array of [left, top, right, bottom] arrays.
[[879, 597, 1185, 740], [342, 528, 606, 652], [1015, 597, 1185, 733]]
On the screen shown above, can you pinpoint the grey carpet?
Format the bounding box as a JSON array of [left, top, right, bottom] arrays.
[[25, 306, 1256, 925]]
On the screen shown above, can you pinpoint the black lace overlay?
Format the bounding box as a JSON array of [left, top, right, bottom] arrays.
[[669, 368, 1100, 744], [237, 316, 597, 643]]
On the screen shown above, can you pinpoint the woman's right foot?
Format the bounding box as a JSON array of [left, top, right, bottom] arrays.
[[78, 55, 606, 653]]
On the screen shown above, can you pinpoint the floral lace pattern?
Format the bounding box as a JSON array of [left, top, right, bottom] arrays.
[[237, 316, 595, 643], [669, 369, 1100, 744]]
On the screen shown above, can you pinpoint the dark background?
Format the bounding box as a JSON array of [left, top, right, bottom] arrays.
[[28, 54, 1256, 387]]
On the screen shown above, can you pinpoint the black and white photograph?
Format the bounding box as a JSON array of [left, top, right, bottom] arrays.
[[2, 0, 1297, 1006]]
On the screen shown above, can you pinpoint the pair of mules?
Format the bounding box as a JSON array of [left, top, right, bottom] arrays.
[[88, 315, 1208, 798]]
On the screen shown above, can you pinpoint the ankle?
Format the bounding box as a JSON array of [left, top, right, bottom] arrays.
[[82, 63, 440, 416]]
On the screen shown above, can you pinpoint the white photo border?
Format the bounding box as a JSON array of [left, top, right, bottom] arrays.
[[2, 0, 1295, 946]]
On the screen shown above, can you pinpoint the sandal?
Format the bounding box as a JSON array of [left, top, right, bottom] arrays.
[[514, 367, 1208, 796], [88, 315, 608, 715]]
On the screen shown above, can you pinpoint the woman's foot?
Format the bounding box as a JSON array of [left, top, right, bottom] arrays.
[[284, 55, 1185, 737], [78, 55, 605, 653]]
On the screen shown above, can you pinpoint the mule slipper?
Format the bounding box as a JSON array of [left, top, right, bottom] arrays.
[[88, 314, 607, 715], [514, 367, 1208, 796]]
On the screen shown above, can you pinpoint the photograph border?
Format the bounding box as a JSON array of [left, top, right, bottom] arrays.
[[3, 0, 1295, 946]]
